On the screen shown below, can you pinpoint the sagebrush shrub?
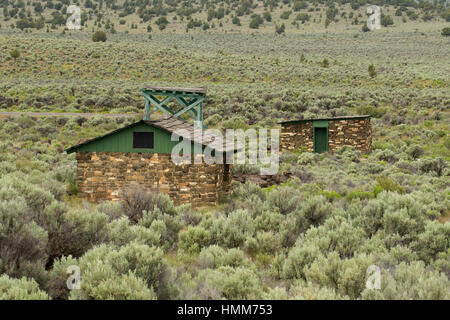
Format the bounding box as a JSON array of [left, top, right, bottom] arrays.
[[413, 221, 450, 263], [46, 255, 78, 300], [255, 231, 282, 254], [139, 207, 183, 247], [283, 242, 321, 279], [210, 209, 255, 248], [179, 226, 211, 254], [266, 186, 301, 215], [361, 261, 449, 300], [121, 187, 176, 223], [198, 245, 249, 269], [51, 208, 109, 259], [96, 201, 124, 221], [0, 275, 50, 300], [0, 198, 48, 280], [107, 217, 162, 247], [231, 182, 264, 201], [419, 157, 447, 177], [70, 261, 156, 300], [69, 243, 166, 300], [193, 266, 261, 299]]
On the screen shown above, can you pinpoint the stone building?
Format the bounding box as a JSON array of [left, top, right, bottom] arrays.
[[66, 117, 234, 207], [279, 115, 372, 154]]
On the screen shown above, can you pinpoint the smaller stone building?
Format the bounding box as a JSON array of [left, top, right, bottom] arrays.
[[66, 117, 234, 207], [280, 115, 372, 154]]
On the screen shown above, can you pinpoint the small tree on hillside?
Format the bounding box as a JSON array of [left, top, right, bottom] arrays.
[[442, 27, 450, 37], [92, 30, 107, 42], [368, 64, 377, 78], [300, 53, 306, 63], [275, 23, 285, 35], [10, 49, 20, 61], [381, 14, 394, 27]]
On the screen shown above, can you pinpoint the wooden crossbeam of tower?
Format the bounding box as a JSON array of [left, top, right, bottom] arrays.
[[142, 86, 207, 126]]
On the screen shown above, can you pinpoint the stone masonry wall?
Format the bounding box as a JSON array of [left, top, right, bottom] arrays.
[[76, 152, 232, 207], [280, 118, 372, 154], [280, 122, 313, 151]]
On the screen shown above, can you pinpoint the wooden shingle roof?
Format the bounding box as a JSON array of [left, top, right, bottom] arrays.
[[145, 117, 235, 153]]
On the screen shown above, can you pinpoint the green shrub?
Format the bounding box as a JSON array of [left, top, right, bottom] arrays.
[[70, 243, 165, 299], [345, 190, 374, 201], [406, 144, 424, 160], [419, 157, 447, 177], [198, 245, 249, 269], [283, 242, 321, 279], [256, 231, 282, 254], [383, 208, 425, 244], [139, 207, 183, 247], [210, 209, 255, 248], [179, 226, 211, 254], [109, 243, 165, 291], [275, 23, 285, 35], [373, 176, 405, 196], [362, 261, 449, 300], [441, 27, 450, 37], [295, 195, 331, 230], [413, 221, 450, 263], [10, 49, 20, 61], [266, 186, 301, 214], [70, 261, 156, 300], [0, 275, 50, 300], [244, 236, 258, 257], [254, 210, 284, 233], [297, 152, 318, 165], [232, 182, 264, 201], [290, 281, 345, 299], [305, 251, 374, 299], [368, 64, 376, 78], [320, 190, 343, 201], [46, 255, 78, 300], [51, 208, 109, 259], [194, 266, 261, 299], [0, 198, 48, 279], [107, 217, 162, 247], [374, 149, 398, 164], [121, 187, 176, 223], [381, 14, 394, 27], [92, 30, 107, 42], [204, 114, 222, 127], [96, 201, 124, 221]]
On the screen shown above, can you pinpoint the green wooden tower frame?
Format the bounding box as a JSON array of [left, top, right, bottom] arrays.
[[142, 86, 206, 125]]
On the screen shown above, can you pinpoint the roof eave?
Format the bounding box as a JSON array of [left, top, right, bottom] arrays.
[[278, 115, 372, 124]]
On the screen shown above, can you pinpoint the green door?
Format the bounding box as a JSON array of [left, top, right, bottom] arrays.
[[314, 127, 328, 153]]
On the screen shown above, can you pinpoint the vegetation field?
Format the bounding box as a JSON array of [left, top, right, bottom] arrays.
[[0, 0, 449, 300]]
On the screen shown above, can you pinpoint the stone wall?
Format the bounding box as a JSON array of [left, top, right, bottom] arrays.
[[280, 122, 314, 151], [75, 152, 232, 207], [280, 118, 372, 154]]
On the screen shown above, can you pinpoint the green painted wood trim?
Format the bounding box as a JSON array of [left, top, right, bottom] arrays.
[[313, 120, 329, 128], [313, 127, 329, 153], [279, 115, 371, 124], [65, 121, 223, 155], [142, 88, 205, 126]]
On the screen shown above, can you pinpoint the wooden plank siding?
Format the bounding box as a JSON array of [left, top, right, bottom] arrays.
[[72, 122, 201, 154]]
